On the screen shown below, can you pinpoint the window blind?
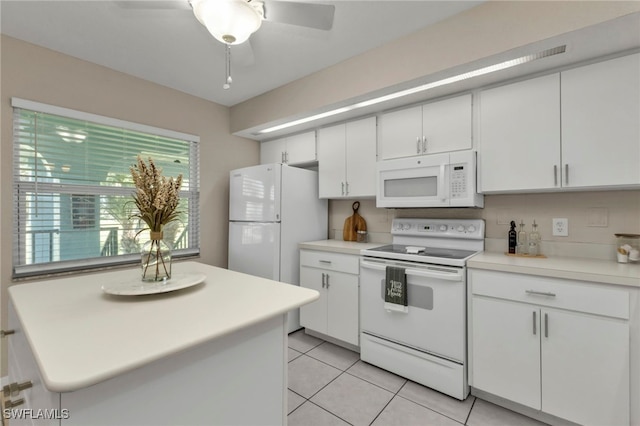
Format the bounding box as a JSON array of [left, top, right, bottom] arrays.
[[12, 98, 200, 278]]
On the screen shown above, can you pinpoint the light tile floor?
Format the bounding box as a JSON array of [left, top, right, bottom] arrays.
[[287, 330, 549, 426]]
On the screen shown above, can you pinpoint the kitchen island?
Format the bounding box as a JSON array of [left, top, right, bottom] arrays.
[[6, 261, 318, 425]]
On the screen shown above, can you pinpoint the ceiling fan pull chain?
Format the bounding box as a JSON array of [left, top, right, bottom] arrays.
[[223, 44, 232, 90]]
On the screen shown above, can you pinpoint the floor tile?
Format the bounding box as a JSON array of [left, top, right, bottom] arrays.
[[311, 372, 394, 426], [288, 347, 303, 362], [288, 329, 324, 353], [306, 342, 360, 371], [288, 390, 306, 414], [288, 401, 350, 426], [466, 399, 549, 426], [371, 395, 463, 426], [346, 360, 408, 393], [288, 355, 342, 398], [398, 380, 474, 423]]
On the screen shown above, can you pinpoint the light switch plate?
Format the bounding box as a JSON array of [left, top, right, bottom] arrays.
[[552, 218, 569, 237]]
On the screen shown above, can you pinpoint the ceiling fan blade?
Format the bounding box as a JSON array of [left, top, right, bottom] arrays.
[[113, 1, 191, 10], [263, 1, 335, 31]]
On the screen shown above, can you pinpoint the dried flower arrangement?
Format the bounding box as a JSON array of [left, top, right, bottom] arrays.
[[130, 156, 183, 280]]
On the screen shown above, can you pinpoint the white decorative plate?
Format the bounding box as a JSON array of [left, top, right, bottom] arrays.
[[101, 273, 206, 296]]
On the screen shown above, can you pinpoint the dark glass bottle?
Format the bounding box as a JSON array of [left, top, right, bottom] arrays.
[[508, 220, 517, 254]]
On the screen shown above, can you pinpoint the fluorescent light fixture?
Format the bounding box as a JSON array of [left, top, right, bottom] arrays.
[[259, 45, 566, 134]]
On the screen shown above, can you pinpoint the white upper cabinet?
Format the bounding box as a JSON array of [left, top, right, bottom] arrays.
[[479, 73, 561, 192], [318, 116, 377, 198], [479, 53, 640, 193], [561, 53, 640, 188], [379, 94, 472, 160], [260, 131, 316, 165]]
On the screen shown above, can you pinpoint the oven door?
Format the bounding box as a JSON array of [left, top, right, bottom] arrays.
[[376, 153, 449, 208], [360, 257, 465, 362]]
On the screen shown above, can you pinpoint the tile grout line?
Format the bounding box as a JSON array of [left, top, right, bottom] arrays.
[[464, 396, 477, 425], [367, 377, 409, 425]]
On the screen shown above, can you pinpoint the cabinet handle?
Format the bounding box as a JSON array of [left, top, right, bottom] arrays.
[[525, 290, 556, 297], [422, 136, 427, 153], [0, 329, 15, 338], [545, 313, 549, 338], [321, 273, 326, 288], [326, 274, 330, 289], [3, 381, 33, 398], [345, 182, 349, 195], [554, 165, 558, 186], [565, 164, 569, 185], [285, 151, 289, 164], [5, 398, 24, 409], [341, 182, 345, 196], [533, 311, 537, 335], [416, 137, 421, 154]]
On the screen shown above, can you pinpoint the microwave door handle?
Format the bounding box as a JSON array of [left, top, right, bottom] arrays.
[[439, 163, 448, 204]]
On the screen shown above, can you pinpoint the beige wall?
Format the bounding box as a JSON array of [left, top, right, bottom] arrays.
[[230, 1, 640, 133], [330, 190, 640, 258], [0, 35, 259, 375]]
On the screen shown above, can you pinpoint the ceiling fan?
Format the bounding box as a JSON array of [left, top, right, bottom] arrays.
[[117, 0, 335, 89]]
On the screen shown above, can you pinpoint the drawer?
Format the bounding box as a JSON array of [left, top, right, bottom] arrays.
[[469, 269, 629, 320], [300, 250, 359, 275]]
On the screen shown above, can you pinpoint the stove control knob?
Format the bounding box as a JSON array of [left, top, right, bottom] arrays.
[[403, 223, 411, 230], [439, 225, 447, 232], [456, 225, 465, 233], [393, 222, 403, 231], [467, 225, 476, 233]]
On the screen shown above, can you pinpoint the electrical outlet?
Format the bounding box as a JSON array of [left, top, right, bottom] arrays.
[[552, 218, 569, 237]]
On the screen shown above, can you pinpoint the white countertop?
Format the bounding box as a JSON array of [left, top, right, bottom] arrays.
[[8, 261, 319, 393], [299, 239, 384, 255], [468, 252, 640, 288]]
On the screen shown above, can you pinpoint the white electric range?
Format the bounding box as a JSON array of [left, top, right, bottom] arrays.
[[359, 218, 485, 400]]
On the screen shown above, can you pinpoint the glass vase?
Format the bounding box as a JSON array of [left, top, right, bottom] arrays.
[[141, 231, 172, 282]]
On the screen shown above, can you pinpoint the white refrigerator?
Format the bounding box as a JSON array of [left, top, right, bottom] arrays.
[[228, 163, 328, 333]]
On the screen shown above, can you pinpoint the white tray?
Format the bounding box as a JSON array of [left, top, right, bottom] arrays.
[[102, 273, 206, 296]]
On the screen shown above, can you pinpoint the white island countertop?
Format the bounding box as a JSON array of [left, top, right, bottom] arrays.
[[468, 252, 640, 288], [8, 261, 319, 393]]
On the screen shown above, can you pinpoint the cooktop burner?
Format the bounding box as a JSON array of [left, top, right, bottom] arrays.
[[367, 244, 478, 260]]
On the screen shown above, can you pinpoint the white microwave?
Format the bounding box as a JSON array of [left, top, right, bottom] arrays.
[[376, 151, 483, 208]]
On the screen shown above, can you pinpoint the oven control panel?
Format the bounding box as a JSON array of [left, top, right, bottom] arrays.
[[391, 218, 485, 240]]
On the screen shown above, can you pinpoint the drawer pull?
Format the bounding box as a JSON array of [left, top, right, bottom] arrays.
[[3, 381, 33, 398], [525, 290, 556, 297], [0, 329, 15, 338], [319, 260, 332, 264], [5, 398, 25, 409], [533, 311, 537, 335]]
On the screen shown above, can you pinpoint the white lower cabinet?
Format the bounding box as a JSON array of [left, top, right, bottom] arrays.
[[299, 250, 359, 346], [469, 269, 630, 426]]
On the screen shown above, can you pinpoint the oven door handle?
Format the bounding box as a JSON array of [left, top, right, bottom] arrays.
[[361, 260, 462, 281]]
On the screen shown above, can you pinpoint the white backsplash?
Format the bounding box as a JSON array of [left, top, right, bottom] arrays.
[[329, 190, 640, 261]]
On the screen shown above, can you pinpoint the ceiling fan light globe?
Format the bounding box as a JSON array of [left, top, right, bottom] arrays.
[[191, 0, 262, 45]]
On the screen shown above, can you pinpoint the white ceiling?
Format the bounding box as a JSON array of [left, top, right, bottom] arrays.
[[0, 0, 484, 107]]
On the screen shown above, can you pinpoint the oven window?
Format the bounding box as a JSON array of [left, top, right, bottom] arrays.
[[384, 176, 437, 197]]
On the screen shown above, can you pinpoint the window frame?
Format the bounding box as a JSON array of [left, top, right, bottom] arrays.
[[11, 98, 200, 279]]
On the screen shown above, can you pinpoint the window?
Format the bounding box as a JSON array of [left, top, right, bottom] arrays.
[[12, 98, 200, 278]]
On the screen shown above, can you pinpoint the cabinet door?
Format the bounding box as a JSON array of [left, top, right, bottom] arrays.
[[260, 138, 286, 164], [541, 308, 629, 426], [479, 74, 561, 192], [345, 117, 377, 197], [286, 131, 317, 165], [471, 297, 541, 410], [378, 105, 423, 160], [299, 266, 328, 334], [326, 270, 359, 346], [318, 124, 347, 198], [561, 53, 640, 188], [422, 94, 472, 154]]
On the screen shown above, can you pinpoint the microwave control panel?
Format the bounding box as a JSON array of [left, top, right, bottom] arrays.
[[450, 164, 467, 198]]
